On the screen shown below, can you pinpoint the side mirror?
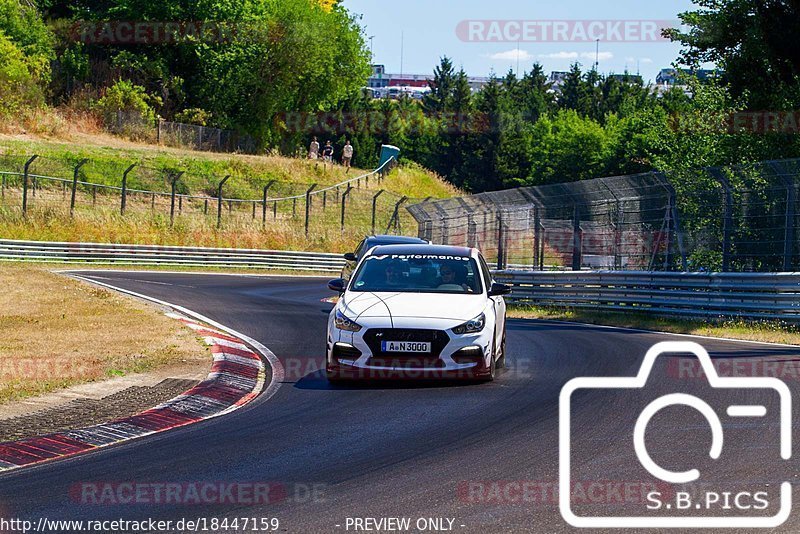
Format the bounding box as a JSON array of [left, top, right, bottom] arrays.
[[488, 282, 512, 297], [328, 278, 346, 293], [343, 252, 357, 262]]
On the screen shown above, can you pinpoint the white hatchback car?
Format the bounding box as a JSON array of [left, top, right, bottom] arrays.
[[326, 244, 510, 382]]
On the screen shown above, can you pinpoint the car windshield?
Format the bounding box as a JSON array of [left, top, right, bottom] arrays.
[[350, 254, 483, 294]]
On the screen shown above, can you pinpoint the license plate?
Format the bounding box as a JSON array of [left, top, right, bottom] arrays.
[[381, 341, 432, 353]]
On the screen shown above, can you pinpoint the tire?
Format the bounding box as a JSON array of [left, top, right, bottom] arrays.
[[495, 325, 507, 371], [483, 338, 497, 382]]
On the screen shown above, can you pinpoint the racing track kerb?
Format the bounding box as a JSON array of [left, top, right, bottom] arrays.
[[0, 272, 284, 472]]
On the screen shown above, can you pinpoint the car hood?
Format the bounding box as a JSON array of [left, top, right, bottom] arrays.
[[341, 291, 486, 323]]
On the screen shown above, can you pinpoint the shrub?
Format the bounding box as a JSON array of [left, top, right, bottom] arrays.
[[174, 108, 212, 126], [95, 80, 161, 140], [0, 31, 44, 114]]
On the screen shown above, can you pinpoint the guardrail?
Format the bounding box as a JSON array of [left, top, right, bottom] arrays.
[[3, 240, 798, 321], [494, 270, 800, 322], [0, 239, 346, 272]]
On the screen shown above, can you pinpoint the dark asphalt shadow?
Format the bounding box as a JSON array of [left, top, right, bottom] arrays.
[[293, 369, 490, 391]]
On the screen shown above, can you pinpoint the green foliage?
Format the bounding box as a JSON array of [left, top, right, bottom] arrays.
[[666, 0, 800, 109], [0, 0, 54, 71], [0, 0, 54, 113], [94, 79, 160, 125], [528, 110, 619, 184], [174, 108, 212, 126], [0, 31, 45, 114]]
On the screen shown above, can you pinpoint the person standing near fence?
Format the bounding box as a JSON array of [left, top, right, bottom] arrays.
[[309, 137, 320, 160], [323, 141, 334, 162], [342, 140, 354, 173], [322, 140, 334, 172]]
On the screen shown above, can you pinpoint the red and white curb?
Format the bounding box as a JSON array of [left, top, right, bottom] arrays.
[[0, 287, 278, 472]]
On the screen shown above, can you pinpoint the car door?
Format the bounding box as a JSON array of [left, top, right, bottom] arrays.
[[478, 254, 504, 350]]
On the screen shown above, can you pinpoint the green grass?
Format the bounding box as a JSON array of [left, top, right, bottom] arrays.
[[0, 135, 459, 252], [508, 305, 800, 345]]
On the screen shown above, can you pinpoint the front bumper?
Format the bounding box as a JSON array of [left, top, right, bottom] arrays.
[[327, 322, 494, 380]]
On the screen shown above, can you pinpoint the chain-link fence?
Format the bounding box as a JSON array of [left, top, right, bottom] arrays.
[[108, 112, 258, 154], [407, 159, 800, 273], [157, 119, 258, 154]]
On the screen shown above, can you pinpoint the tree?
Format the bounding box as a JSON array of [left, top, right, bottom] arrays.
[[558, 63, 585, 112], [666, 0, 800, 108], [516, 62, 554, 123], [423, 56, 455, 114]]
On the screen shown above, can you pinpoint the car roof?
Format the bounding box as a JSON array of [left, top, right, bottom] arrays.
[[368, 244, 474, 257], [365, 235, 428, 245]]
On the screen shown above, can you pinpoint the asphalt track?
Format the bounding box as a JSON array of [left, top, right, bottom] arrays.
[[0, 271, 798, 533]]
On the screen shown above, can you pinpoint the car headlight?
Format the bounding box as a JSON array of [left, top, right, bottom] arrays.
[[334, 309, 362, 332], [452, 313, 486, 335]]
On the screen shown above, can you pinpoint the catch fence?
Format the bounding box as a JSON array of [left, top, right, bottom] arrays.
[[408, 159, 800, 272]]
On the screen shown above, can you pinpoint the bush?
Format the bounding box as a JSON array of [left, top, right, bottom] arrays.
[[95, 80, 161, 139], [174, 108, 212, 126], [0, 31, 44, 114]]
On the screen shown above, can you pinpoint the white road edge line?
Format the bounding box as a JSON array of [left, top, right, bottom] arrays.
[[55, 269, 332, 279], [63, 272, 285, 405]]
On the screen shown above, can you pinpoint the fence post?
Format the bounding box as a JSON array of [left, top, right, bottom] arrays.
[[323, 190, 327, 210], [371, 190, 385, 235], [70, 158, 89, 218], [21, 155, 38, 217], [781, 173, 797, 272], [533, 205, 541, 270], [305, 184, 317, 236], [217, 175, 230, 229], [121, 164, 135, 215], [273, 201, 277, 219], [468, 215, 477, 248], [708, 169, 733, 272], [497, 211, 505, 270], [262, 180, 275, 226], [571, 204, 582, 271], [204, 198, 208, 215], [765, 161, 799, 272], [151, 193, 155, 211], [1, 174, 5, 201], [341, 185, 353, 233], [169, 171, 184, 227], [386, 196, 408, 235], [92, 185, 97, 206]]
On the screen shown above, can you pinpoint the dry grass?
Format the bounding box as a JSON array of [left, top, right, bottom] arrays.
[[0, 133, 455, 252], [0, 264, 208, 404], [0, 108, 103, 139], [508, 305, 800, 346]]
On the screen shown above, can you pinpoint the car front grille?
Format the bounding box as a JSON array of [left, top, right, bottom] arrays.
[[363, 328, 450, 363]]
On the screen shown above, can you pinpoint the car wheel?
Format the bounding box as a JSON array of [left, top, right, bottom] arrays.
[[483, 338, 496, 382], [495, 325, 507, 371]]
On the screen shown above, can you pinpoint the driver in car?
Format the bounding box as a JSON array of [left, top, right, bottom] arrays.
[[437, 264, 470, 292], [384, 261, 405, 288]]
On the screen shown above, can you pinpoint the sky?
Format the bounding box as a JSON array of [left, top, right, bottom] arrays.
[[342, 0, 702, 83]]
